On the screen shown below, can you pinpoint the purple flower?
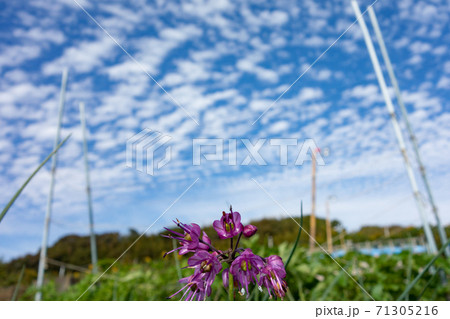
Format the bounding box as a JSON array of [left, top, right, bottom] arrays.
[[260, 255, 287, 299], [164, 209, 289, 301], [169, 251, 222, 301], [243, 224, 258, 238], [230, 249, 264, 297], [163, 220, 211, 256], [188, 251, 222, 286], [213, 211, 244, 239], [169, 272, 209, 301]]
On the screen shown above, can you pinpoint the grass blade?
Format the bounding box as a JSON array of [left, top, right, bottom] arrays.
[[11, 265, 26, 301], [0, 134, 71, 224], [405, 239, 413, 301], [397, 237, 450, 300], [417, 267, 441, 300], [285, 201, 303, 269], [172, 238, 182, 280], [318, 273, 343, 301]]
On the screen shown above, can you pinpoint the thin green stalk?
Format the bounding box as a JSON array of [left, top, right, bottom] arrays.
[[319, 270, 344, 301], [285, 201, 303, 268], [11, 265, 26, 301], [317, 258, 354, 301], [298, 282, 305, 301], [417, 268, 441, 300], [248, 286, 258, 301], [286, 287, 295, 301], [172, 238, 182, 280], [405, 241, 413, 301], [228, 272, 234, 301], [0, 134, 72, 223], [112, 278, 118, 301], [397, 237, 450, 300]]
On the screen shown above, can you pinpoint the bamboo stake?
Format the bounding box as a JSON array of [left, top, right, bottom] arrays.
[[351, 0, 437, 254], [79, 102, 99, 274], [36, 68, 68, 301], [368, 6, 449, 257]]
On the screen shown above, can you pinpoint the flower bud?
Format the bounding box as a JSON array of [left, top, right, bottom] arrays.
[[243, 224, 257, 238]]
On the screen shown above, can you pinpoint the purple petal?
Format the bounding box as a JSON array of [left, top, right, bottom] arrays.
[[188, 251, 211, 267], [190, 223, 202, 237], [232, 211, 241, 225], [222, 268, 229, 289]]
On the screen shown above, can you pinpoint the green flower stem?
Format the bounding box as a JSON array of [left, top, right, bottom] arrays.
[[231, 232, 243, 259], [285, 201, 303, 269], [228, 272, 234, 301]]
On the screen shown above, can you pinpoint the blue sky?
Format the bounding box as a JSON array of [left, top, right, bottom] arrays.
[[0, 0, 449, 261]]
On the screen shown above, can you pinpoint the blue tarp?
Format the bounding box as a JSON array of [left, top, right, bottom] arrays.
[[331, 245, 427, 258]]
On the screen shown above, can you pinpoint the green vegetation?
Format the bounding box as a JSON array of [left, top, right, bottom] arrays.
[[7, 236, 450, 301], [1, 217, 449, 301]]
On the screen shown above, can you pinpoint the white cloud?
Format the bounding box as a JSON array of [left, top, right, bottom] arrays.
[[432, 46, 446, 55], [162, 60, 210, 86], [268, 120, 290, 134], [444, 61, 450, 73], [181, 0, 233, 17], [393, 37, 410, 49], [0, 82, 57, 121], [298, 87, 323, 102], [407, 55, 423, 65], [236, 57, 279, 83], [43, 36, 118, 75], [13, 27, 65, 44], [106, 25, 203, 80], [343, 84, 384, 107], [259, 10, 289, 26], [241, 7, 289, 30], [311, 69, 332, 81], [304, 36, 327, 47], [409, 41, 432, 54], [437, 76, 450, 89], [0, 44, 41, 70], [402, 90, 442, 112]]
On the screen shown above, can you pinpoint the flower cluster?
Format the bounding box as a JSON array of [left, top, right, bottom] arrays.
[[163, 207, 287, 300]]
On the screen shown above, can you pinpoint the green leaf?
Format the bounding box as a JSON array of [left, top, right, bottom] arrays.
[[319, 259, 353, 301], [0, 134, 71, 224], [285, 201, 303, 269], [11, 265, 26, 301], [417, 267, 441, 300]]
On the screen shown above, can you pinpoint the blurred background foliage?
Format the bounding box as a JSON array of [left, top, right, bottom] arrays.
[[1, 216, 449, 300]]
